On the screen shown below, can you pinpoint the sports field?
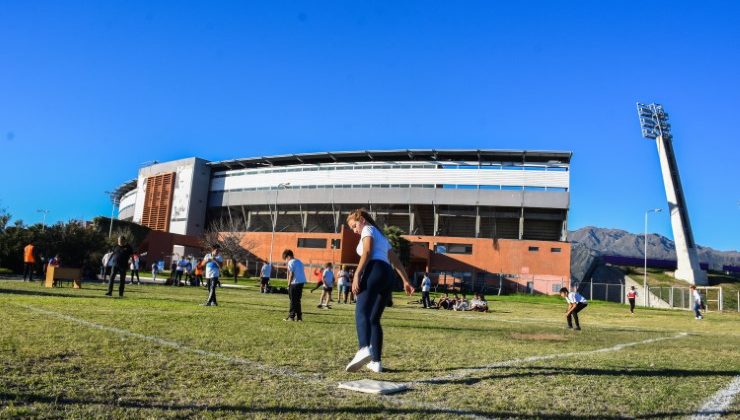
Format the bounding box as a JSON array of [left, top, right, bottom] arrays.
[[1, 279, 739, 419]]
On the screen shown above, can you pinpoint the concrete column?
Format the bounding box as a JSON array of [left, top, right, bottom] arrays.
[[433, 204, 439, 236], [655, 135, 708, 285], [475, 205, 481, 238], [518, 208, 524, 240]]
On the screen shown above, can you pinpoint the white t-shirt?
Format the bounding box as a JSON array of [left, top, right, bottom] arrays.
[[356, 225, 391, 263], [260, 263, 272, 278], [204, 253, 223, 278], [337, 270, 350, 287], [322, 268, 334, 288], [287, 258, 306, 284], [692, 289, 702, 304], [566, 292, 588, 304], [421, 276, 432, 292]]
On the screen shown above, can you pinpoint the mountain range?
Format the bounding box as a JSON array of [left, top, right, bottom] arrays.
[[567, 226, 739, 271]]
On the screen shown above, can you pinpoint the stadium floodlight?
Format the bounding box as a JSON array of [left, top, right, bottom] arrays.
[[636, 102, 672, 140]]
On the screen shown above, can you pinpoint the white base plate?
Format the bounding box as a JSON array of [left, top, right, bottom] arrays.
[[338, 379, 409, 395]]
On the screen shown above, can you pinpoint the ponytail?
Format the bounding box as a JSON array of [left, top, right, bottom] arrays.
[[346, 208, 381, 230]]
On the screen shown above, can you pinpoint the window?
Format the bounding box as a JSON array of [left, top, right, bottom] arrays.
[[331, 239, 341, 249], [435, 243, 473, 254], [297, 238, 327, 248], [552, 283, 564, 293], [528, 246, 539, 252], [551, 247, 561, 253]]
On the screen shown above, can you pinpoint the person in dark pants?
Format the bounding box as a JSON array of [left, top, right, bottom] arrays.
[[344, 209, 414, 373], [201, 244, 223, 306], [560, 287, 588, 330], [23, 241, 36, 281], [283, 249, 306, 321], [106, 236, 133, 297], [626, 286, 638, 314], [129, 253, 141, 285], [421, 272, 432, 308]]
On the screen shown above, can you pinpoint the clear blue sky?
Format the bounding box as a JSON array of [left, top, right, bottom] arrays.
[[1, 1, 738, 251]]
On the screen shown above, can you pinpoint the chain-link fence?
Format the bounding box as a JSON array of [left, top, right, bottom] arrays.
[[576, 282, 736, 312]]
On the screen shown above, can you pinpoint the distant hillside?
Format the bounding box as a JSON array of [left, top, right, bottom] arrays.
[[568, 226, 739, 271]]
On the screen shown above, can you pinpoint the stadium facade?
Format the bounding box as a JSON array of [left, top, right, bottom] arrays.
[[112, 149, 572, 293]]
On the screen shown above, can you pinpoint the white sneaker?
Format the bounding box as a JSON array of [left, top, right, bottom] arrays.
[[345, 347, 372, 372], [366, 361, 383, 373]]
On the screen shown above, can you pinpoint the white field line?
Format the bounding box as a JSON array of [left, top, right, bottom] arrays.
[[408, 332, 690, 385], [689, 375, 740, 420], [18, 304, 319, 382]]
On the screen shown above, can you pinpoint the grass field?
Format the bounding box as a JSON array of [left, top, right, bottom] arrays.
[[2, 279, 739, 419]]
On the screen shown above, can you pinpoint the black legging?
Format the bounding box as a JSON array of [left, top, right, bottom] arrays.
[[567, 302, 588, 328], [23, 263, 34, 281], [628, 298, 636, 313], [108, 266, 127, 296], [355, 260, 393, 362], [288, 283, 304, 320]]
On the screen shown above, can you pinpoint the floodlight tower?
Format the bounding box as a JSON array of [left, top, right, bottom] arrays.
[[636, 102, 707, 285]]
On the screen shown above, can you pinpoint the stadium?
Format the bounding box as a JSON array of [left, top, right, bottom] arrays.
[[111, 149, 572, 293]]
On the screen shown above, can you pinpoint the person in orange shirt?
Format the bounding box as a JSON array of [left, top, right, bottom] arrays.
[[23, 242, 36, 281], [194, 258, 204, 287]]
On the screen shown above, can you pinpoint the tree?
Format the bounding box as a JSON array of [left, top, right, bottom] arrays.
[[201, 218, 259, 282], [383, 225, 411, 266]]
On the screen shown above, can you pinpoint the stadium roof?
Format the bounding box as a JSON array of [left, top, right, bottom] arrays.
[[208, 149, 572, 171]]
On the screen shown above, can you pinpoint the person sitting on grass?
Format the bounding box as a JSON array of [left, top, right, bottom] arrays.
[[437, 292, 453, 310], [453, 294, 469, 311], [559, 287, 588, 330], [470, 293, 489, 312]]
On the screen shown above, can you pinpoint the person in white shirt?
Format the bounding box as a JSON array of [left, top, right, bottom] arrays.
[[337, 265, 351, 304], [260, 262, 272, 293], [344, 209, 414, 373], [101, 250, 113, 281], [690, 285, 703, 319], [559, 287, 588, 330], [318, 262, 334, 309], [201, 245, 223, 306], [129, 253, 140, 285], [421, 273, 432, 308], [454, 294, 470, 311], [151, 262, 160, 282], [283, 249, 306, 321], [470, 293, 489, 312]]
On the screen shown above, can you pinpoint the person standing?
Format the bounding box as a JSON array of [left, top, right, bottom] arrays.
[[23, 242, 35, 281], [101, 250, 113, 281], [626, 286, 638, 314], [175, 256, 187, 286], [106, 236, 133, 297], [690, 285, 704, 320], [151, 261, 160, 282], [337, 265, 351, 304], [559, 287, 588, 330], [345, 209, 414, 373], [421, 273, 432, 308], [201, 245, 223, 306], [129, 253, 141, 285], [318, 262, 334, 309], [194, 258, 204, 287], [260, 262, 272, 293], [283, 249, 306, 321]]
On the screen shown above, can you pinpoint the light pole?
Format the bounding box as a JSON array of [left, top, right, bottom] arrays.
[[104, 191, 120, 238], [643, 208, 662, 306], [36, 209, 50, 231], [268, 182, 290, 265]]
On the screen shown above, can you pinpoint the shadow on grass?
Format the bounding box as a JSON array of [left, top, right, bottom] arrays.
[[423, 365, 740, 386], [1, 391, 736, 419]]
